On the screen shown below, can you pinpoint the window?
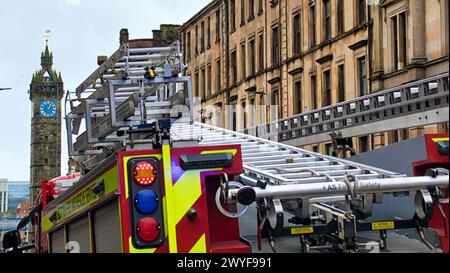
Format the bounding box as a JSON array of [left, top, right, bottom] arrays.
[[272, 89, 281, 120], [249, 39, 255, 76], [312, 145, 319, 153], [323, 0, 331, 41], [258, 33, 264, 72], [215, 104, 222, 126], [231, 50, 237, 85], [272, 26, 280, 65], [195, 26, 199, 54], [249, 98, 255, 127], [231, 101, 237, 131], [207, 17, 211, 48], [400, 129, 409, 141], [293, 13, 302, 55], [311, 75, 317, 109], [338, 64, 345, 102], [241, 43, 246, 80], [201, 67, 206, 99], [182, 32, 186, 62], [259, 95, 265, 125], [258, 0, 263, 14], [249, 0, 255, 19], [187, 32, 191, 60], [323, 70, 331, 107], [359, 136, 369, 153], [392, 13, 408, 71], [241, 0, 245, 26], [207, 63, 212, 98], [325, 143, 333, 156], [216, 59, 221, 93], [242, 101, 247, 128], [201, 21, 205, 52], [216, 10, 221, 42], [231, 0, 236, 31], [310, 6, 316, 47], [357, 56, 367, 97], [294, 81, 302, 114], [392, 16, 398, 70], [195, 71, 199, 97], [358, 0, 366, 25], [337, 0, 344, 34], [399, 13, 407, 68], [388, 130, 399, 144]]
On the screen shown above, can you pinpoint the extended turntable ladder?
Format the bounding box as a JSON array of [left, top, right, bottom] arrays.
[[66, 38, 448, 199]]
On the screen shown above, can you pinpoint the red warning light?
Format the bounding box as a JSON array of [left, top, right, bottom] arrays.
[[136, 217, 161, 242], [133, 161, 157, 186]]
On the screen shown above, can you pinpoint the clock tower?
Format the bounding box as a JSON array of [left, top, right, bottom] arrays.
[[29, 42, 64, 207]]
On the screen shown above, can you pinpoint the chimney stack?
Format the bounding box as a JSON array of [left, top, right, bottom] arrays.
[[120, 28, 129, 44]]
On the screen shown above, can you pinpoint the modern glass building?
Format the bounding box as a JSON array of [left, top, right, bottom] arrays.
[[7, 181, 29, 214]]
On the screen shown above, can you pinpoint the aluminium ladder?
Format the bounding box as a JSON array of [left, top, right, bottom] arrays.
[[171, 121, 404, 187]]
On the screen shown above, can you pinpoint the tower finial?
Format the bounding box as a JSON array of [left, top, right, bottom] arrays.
[[44, 28, 51, 46]]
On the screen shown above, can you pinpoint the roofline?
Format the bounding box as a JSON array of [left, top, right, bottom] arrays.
[[179, 0, 220, 31]]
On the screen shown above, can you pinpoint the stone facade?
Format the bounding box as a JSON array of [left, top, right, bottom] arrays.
[[370, 0, 450, 151], [180, 0, 448, 156], [29, 45, 64, 206]]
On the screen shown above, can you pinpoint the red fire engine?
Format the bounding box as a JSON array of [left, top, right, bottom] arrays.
[[2, 34, 448, 254]]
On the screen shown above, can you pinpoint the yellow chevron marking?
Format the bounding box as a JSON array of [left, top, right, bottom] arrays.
[[432, 137, 449, 143], [189, 234, 207, 253], [201, 149, 237, 156], [173, 171, 202, 224]]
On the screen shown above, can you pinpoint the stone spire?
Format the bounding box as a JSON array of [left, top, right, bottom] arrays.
[[41, 44, 53, 69]]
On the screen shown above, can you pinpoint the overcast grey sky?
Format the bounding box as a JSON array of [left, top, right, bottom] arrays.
[[0, 0, 211, 181]]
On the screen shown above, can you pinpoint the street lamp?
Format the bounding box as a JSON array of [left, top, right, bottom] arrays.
[[0, 88, 12, 91]]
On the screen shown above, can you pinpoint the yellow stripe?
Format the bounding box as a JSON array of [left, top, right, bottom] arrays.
[[189, 234, 207, 253], [88, 212, 93, 253], [432, 137, 449, 143], [117, 198, 124, 253], [162, 144, 178, 253], [42, 166, 119, 232], [201, 149, 237, 156]]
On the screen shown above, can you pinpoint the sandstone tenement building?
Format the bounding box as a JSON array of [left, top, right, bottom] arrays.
[[179, 0, 449, 155]]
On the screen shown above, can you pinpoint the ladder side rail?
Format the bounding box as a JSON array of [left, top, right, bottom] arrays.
[[242, 73, 449, 140], [76, 45, 126, 97], [276, 78, 448, 142], [282, 91, 448, 142]]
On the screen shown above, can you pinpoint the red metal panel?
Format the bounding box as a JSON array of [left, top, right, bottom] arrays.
[[413, 133, 449, 253]]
